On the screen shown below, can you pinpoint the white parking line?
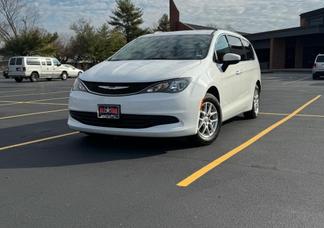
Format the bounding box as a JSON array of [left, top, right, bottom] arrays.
[[0, 109, 68, 120], [0, 91, 70, 99]]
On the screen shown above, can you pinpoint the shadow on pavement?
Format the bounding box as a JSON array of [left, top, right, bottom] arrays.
[[0, 111, 249, 169], [0, 128, 197, 169]]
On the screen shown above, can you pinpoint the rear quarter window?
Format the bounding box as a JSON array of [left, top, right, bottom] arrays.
[[26, 58, 41, 66], [16, 58, 23, 65], [9, 58, 16, 65]]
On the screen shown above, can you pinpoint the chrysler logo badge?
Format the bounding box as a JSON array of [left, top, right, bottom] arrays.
[[98, 85, 129, 90]]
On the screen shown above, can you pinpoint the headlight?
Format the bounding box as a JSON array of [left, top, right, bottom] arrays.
[[145, 78, 191, 93], [72, 78, 88, 92]]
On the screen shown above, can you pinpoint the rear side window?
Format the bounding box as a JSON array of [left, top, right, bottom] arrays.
[[242, 40, 255, 60], [316, 56, 324, 62], [26, 58, 41, 65], [16, 58, 23, 65], [215, 35, 231, 62], [227, 36, 246, 61], [9, 58, 16, 65], [46, 59, 52, 66]]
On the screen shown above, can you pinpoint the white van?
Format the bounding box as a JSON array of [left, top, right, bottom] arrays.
[[68, 30, 261, 145], [8, 56, 69, 83]]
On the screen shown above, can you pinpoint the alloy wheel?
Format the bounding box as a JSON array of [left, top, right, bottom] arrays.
[[198, 101, 219, 140], [253, 90, 260, 116]]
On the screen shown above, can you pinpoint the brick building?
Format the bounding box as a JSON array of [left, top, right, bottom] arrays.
[[169, 0, 324, 70]]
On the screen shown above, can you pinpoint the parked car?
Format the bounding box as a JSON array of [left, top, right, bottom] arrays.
[[68, 30, 261, 145], [8, 56, 69, 83], [313, 54, 324, 80], [62, 64, 83, 78]]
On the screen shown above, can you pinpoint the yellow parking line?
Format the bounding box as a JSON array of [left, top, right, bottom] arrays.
[[28, 102, 68, 106], [0, 87, 72, 95], [0, 101, 24, 107], [0, 100, 21, 103], [0, 90, 70, 99], [0, 97, 69, 107], [0, 89, 36, 94], [27, 97, 69, 103], [177, 95, 321, 188], [0, 109, 68, 120], [0, 132, 79, 152]]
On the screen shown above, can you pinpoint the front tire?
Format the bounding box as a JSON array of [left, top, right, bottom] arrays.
[[190, 93, 222, 146], [30, 72, 39, 82], [61, 72, 68, 80], [313, 73, 319, 80], [244, 86, 260, 119]]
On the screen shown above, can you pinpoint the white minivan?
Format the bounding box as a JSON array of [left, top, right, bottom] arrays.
[[8, 56, 70, 82], [68, 30, 261, 145]]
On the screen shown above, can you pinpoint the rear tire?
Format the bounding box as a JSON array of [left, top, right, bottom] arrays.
[[190, 93, 222, 146], [313, 73, 319, 80], [14, 78, 23, 83], [61, 72, 68, 80], [30, 72, 39, 82], [244, 86, 260, 119]]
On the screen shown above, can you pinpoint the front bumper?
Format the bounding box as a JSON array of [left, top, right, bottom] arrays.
[[68, 90, 202, 137], [313, 70, 324, 76]]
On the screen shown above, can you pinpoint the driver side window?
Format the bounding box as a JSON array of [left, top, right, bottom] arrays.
[[215, 35, 231, 62], [53, 59, 61, 66]]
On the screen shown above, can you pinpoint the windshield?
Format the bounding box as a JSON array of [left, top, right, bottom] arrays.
[[316, 56, 324, 62], [110, 35, 212, 61]]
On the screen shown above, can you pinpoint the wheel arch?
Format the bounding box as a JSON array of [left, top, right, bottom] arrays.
[[31, 71, 39, 77], [206, 86, 220, 102], [256, 80, 261, 93]]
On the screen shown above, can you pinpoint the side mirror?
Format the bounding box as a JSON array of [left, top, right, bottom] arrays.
[[222, 53, 241, 71], [57, 63, 61, 67]]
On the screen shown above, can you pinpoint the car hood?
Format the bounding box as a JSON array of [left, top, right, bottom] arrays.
[[80, 60, 202, 83]]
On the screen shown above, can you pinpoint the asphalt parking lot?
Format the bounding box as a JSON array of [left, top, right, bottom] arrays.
[[0, 73, 323, 227]]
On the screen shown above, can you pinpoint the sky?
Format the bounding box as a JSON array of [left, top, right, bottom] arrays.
[[26, 0, 324, 36]]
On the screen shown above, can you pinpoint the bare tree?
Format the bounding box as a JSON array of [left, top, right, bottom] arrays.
[[0, 0, 38, 42]]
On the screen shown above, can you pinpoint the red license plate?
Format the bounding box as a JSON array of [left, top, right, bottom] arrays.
[[97, 105, 120, 119]]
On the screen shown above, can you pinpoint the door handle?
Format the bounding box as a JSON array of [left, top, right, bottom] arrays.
[[236, 70, 241, 75]]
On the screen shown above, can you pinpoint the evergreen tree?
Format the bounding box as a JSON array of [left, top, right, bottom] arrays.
[[155, 14, 170, 32], [68, 20, 126, 63], [108, 0, 144, 42], [1, 29, 58, 56]]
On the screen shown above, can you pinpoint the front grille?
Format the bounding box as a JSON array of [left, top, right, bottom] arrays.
[[70, 111, 179, 129], [82, 80, 156, 96]]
